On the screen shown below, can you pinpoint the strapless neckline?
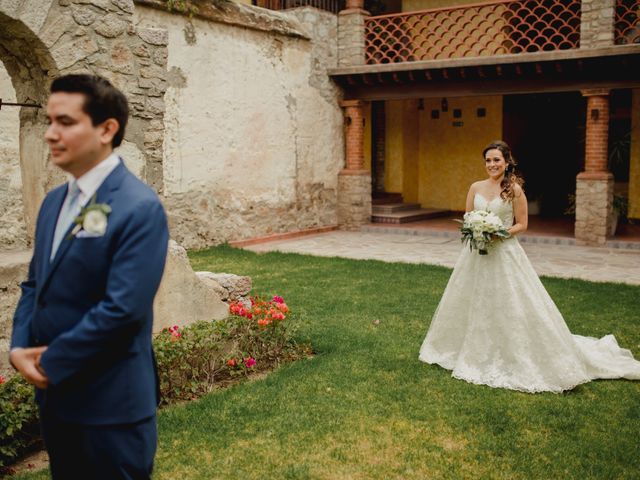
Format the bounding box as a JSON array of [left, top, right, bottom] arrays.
[[474, 192, 502, 204]]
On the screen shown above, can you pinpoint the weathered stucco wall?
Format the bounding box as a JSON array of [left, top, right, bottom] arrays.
[[134, 5, 343, 248], [0, 65, 28, 249]]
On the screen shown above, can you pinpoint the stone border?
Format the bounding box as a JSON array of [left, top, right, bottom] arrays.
[[134, 0, 311, 39], [229, 225, 338, 247]]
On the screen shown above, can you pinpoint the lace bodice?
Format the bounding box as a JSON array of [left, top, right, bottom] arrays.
[[474, 193, 514, 229]]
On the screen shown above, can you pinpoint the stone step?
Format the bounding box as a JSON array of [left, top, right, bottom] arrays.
[[372, 202, 422, 214], [371, 208, 451, 224], [372, 192, 403, 205]]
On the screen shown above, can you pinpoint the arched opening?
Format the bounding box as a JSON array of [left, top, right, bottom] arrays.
[[0, 10, 60, 246]]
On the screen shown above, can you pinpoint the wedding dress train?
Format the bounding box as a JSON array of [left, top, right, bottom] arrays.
[[418, 193, 640, 393]]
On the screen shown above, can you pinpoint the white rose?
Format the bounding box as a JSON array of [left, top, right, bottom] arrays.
[[83, 209, 108, 235]]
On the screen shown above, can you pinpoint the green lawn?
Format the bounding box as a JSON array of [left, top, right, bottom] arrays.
[[16, 245, 640, 479]]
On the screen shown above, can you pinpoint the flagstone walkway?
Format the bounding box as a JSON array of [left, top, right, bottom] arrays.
[[243, 230, 640, 286]]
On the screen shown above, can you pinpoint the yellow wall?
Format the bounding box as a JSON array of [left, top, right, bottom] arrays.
[[403, 100, 420, 203], [629, 89, 640, 220], [383, 96, 502, 210], [385, 100, 405, 193], [418, 96, 502, 211]]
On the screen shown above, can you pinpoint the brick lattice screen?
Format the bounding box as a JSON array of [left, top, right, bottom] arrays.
[[365, 0, 582, 64], [615, 0, 640, 45]]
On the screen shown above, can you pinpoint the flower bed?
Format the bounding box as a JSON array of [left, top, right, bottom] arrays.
[[155, 295, 310, 405], [0, 295, 310, 471]]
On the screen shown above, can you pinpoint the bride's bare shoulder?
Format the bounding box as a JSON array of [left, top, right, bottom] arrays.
[[469, 180, 486, 192]]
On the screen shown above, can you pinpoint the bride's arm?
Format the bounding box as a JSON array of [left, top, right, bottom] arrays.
[[509, 185, 528, 236], [465, 183, 478, 212]]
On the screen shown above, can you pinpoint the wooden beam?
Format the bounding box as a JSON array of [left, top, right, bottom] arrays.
[[342, 78, 640, 101]]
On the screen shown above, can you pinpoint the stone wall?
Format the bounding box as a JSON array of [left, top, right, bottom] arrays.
[[337, 172, 371, 230], [580, 0, 615, 49], [575, 173, 614, 246], [0, 0, 169, 242], [133, 4, 343, 248], [337, 8, 367, 67], [0, 251, 30, 375]]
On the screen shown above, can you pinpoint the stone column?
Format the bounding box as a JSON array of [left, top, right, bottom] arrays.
[[575, 90, 614, 246], [580, 0, 616, 49], [338, 0, 369, 67], [338, 100, 371, 230]]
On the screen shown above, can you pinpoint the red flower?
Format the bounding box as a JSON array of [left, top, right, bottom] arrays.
[[227, 359, 236, 367], [169, 325, 181, 338], [273, 295, 284, 304], [244, 357, 256, 368], [0, 375, 6, 385]]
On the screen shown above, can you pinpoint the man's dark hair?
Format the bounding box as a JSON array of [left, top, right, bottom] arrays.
[[50, 74, 129, 148]]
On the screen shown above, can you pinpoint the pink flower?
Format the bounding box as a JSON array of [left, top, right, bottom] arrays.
[[273, 295, 284, 304], [244, 357, 256, 368], [169, 325, 181, 338], [0, 375, 6, 385]]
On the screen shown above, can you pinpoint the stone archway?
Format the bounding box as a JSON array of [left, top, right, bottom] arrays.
[[0, 0, 169, 244], [0, 8, 59, 243], [0, 63, 28, 248]]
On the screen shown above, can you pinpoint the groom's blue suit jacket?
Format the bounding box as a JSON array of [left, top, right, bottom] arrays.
[[11, 161, 169, 425]]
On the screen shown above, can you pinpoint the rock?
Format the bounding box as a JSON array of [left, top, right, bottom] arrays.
[[137, 27, 168, 46], [111, 0, 133, 13], [153, 240, 229, 332], [196, 272, 252, 302], [0, 250, 31, 376], [71, 5, 97, 26], [94, 13, 128, 38]]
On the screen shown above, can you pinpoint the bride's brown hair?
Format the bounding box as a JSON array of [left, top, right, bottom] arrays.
[[482, 140, 524, 201]]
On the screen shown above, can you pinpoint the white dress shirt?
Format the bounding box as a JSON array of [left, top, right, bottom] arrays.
[[71, 152, 121, 209]]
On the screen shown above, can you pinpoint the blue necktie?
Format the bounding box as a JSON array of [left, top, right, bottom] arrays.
[[50, 181, 81, 261]]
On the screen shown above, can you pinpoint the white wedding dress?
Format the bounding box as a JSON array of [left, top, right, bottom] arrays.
[[419, 193, 640, 393]]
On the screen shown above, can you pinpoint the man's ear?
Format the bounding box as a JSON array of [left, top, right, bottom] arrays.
[[99, 118, 120, 146]]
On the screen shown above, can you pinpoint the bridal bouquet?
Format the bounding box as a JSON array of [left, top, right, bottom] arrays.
[[456, 210, 510, 255]]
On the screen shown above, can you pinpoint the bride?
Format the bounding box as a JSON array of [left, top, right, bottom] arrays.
[[418, 140, 640, 393]]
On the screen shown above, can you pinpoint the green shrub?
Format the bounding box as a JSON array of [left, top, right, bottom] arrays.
[[0, 374, 40, 471], [155, 296, 310, 405]]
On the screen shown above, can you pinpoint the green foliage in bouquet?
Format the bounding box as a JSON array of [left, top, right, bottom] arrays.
[[456, 210, 510, 255]]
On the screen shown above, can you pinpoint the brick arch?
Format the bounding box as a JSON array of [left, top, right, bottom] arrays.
[[0, 0, 168, 245]]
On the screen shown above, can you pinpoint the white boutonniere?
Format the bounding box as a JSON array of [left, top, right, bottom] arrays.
[[69, 195, 112, 238]]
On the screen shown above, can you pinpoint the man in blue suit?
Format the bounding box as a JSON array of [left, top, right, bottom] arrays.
[[10, 74, 169, 479]]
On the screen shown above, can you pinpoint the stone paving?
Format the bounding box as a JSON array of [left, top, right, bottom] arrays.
[[243, 230, 640, 286]]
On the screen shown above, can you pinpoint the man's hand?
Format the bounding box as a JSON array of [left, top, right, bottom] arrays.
[[10, 347, 49, 389]]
